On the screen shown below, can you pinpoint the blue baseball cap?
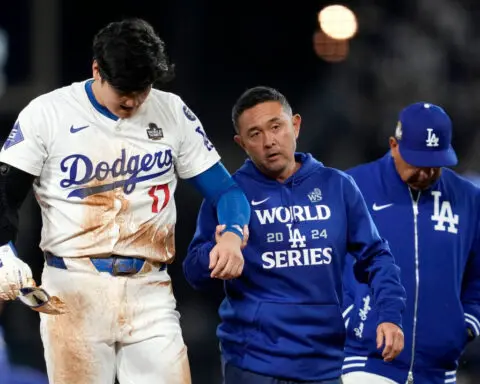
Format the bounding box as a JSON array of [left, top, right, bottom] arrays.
[[394, 102, 458, 167]]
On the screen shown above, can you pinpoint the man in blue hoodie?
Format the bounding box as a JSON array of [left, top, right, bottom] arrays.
[[342, 102, 480, 384], [183, 86, 407, 383]]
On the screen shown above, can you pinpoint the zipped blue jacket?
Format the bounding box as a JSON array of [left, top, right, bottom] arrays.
[[184, 153, 406, 382], [343, 153, 480, 384]]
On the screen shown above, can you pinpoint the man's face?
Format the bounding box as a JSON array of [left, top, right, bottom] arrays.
[[390, 137, 442, 190], [92, 61, 151, 119], [234, 101, 300, 180]]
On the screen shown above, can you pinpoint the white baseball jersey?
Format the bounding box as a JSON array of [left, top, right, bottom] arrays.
[[0, 80, 220, 262]]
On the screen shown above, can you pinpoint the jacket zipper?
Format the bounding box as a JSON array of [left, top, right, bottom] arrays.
[[407, 189, 421, 384]]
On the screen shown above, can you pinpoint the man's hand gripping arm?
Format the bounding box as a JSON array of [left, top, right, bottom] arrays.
[[187, 162, 250, 280]]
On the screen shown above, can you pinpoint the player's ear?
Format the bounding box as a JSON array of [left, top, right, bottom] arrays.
[[234, 135, 245, 150], [292, 114, 301, 139], [92, 60, 101, 81], [389, 137, 398, 151]]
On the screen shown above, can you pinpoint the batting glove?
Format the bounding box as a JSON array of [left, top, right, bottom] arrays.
[[0, 242, 34, 300]]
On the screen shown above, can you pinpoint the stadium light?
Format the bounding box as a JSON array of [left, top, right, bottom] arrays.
[[318, 5, 358, 40]]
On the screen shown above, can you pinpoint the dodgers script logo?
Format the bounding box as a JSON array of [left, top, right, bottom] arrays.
[[60, 149, 173, 199]]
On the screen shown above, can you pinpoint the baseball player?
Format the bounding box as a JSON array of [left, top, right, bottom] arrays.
[[342, 103, 480, 384], [184, 86, 406, 383], [0, 18, 250, 384]]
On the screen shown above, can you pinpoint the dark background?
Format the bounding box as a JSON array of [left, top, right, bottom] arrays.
[[1, 1, 480, 383]]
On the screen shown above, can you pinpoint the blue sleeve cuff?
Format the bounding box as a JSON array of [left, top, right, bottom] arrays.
[[376, 300, 404, 329], [183, 241, 216, 291], [188, 162, 250, 239], [216, 185, 250, 239], [198, 241, 215, 271], [377, 312, 403, 329]]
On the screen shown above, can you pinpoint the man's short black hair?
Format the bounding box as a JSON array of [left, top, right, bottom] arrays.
[[93, 18, 174, 93], [231, 86, 292, 133]]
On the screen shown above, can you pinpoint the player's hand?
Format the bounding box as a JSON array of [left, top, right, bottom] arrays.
[[209, 230, 244, 279], [0, 242, 35, 300], [376, 322, 404, 362], [215, 224, 249, 249]]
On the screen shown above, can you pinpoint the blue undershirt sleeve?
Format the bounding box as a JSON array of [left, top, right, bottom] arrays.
[[187, 161, 250, 239]]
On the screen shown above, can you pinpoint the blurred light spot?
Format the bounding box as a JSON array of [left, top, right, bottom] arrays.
[[318, 5, 358, 40], [313, 30, 349, 63]]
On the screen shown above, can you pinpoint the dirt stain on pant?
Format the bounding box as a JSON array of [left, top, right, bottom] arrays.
[[43, 293, 98, 384]]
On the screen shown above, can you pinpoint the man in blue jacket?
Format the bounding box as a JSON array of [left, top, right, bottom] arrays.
[[342, 102, 480, 384], [183, 86, 407, 383]]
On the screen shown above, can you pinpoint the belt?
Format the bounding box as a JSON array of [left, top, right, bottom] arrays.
[[44, 252, 166, 276]]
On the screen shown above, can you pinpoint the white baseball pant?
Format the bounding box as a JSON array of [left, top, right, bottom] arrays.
[[342, 372, 399, 384], [39, 258, 190, 384]]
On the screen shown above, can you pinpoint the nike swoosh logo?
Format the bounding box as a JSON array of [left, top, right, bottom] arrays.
[[251, 197, 270, 206], [70, 125, 89, 133], [372, 203, 394, 211]]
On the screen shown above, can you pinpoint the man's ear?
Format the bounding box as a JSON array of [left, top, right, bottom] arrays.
[[92, 60, 101, 81], [234, 135, 245, 151], [389, 136, 398, 151], [292, 114, 301, 139]]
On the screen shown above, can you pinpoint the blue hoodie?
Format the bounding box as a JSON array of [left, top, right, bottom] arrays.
[[184, 153, 406, 382], [343, 153, 480, 384]]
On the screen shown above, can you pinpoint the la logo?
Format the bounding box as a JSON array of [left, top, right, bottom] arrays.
[[425, 128, 440, 147], [431, 191, 458, 234]]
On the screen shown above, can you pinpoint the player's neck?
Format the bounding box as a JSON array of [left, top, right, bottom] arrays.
[[91, 80, 106, 107]]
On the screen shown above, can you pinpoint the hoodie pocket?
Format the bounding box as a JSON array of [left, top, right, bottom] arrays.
[[247, 302, 346, 357]]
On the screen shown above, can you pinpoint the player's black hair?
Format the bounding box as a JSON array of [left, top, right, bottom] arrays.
[[231, 86, 292, 133], [92, 18, 175, 93]]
